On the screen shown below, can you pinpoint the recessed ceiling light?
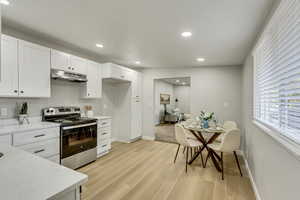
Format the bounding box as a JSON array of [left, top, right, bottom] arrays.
[[135, 61, 141, 65], [197, 58, 205, 62], [176, 80, 180, 83], [96, 43, 104, 48], [181, 32, 192, 38], [0, 0, 10, 5]]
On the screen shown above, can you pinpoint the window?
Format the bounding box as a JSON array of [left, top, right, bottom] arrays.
[[253, 0, 300, 144]]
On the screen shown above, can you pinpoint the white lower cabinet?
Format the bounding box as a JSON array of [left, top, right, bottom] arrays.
[[12, 127, 60, 164], [17, 138, 59, 158], [96, 117, 112, 157], [0, 134, 12, 145]]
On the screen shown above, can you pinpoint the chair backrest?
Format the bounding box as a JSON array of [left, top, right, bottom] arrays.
[[223, 121, 238, 131], [174, 124, 189, 146], [219, 128, 241, 153]]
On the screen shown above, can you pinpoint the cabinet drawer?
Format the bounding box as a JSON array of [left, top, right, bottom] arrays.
[[99, 127, 111, 140], [13, 127, 59, 146], [98, 139, 111, 152], [18, 138, 59, 158], [0, 134, 12, 145], [47, 154, 60, 164], [98, 119, 111, 128]]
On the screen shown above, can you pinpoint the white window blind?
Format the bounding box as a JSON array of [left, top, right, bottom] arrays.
[[253, 0, 300, 144]]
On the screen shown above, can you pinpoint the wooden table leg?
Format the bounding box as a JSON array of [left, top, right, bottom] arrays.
[[209, 149, 222, 172]]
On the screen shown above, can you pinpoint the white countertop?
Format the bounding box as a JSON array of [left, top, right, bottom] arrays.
[[0, 121, 60, 136], [0, 145, 88, 200], [94, 116, 112, 120]]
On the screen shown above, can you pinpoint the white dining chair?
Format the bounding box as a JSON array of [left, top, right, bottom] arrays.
[[207, 128, 243, 180], [173, 123, 204, 172], [215, 121, 238, 143], [223, 121, 238, 131]]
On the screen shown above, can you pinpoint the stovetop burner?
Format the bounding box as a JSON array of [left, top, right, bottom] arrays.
[[42, 106, 97, 126]]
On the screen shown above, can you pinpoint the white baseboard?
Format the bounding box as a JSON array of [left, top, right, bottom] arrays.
[[142, 136, 155, 141], [240, 151, 262, 200]]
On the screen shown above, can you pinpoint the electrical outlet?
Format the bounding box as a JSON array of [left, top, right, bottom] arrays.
[[1, 108, 8, 116]]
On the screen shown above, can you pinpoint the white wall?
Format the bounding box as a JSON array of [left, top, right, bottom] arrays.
[[142, 66, 242, 140], [102, 81, 131, 142], [154, 80, 174, 124], [242, 1, 300, 200], [174, 85, 190, 114], [242, 52, 300, 200]]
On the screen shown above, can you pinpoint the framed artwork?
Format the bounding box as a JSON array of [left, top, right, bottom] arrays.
[[160, 94, 170, 104]]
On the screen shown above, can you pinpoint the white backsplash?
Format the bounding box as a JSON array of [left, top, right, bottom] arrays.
[[0, 79, 102, 119]]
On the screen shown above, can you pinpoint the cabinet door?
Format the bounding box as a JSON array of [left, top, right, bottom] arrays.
[[97, 64, 102, 98], [85, 61, 101, 98], [0, 35, 19, 97], [131, 100, 142, 139], [69, 55, 87, 75], [18, 40, 51, 97], [51, 49, 70, 71], [0, 135, 12, 145], [110, 64, 123, 79], [131, 71, 142, 99]]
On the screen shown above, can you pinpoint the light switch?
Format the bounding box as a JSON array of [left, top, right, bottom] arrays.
[[1, 108, 8, 116]]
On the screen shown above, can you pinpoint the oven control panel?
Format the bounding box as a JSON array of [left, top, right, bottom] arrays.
[[43, 107, 81, 116]]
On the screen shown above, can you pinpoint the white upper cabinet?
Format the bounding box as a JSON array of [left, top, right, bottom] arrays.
[[82, 61, 102, 99], [131, 71, 142, 99], [50, 49, 70, 71], [51, 50, 87, 75], [102, 63, 131, 81], [18, 40, 51, 98], [0, 35, 19, 97], [69, 55, 87, 75]]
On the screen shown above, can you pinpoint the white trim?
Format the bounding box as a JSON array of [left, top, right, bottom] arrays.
[[241, 151, 262, 200], [253, 120, 300, 161], [142, 136, 155, 141]]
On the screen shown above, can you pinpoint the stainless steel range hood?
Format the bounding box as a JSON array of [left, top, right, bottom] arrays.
[[51, 69, 87, 82]]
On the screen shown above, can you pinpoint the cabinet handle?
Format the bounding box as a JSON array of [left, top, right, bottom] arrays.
[[88, 93, 90, 96], [20, 90, 24, 94], [34, 149, 45, 154], [34, 134, 45, 138], [101, 122, 107, 125], [102, 144, 107, 147], [121, 75, 125, 78], [68, 67, 71, 69], [72, 67, 74, 70], [14, 90, 18, 93], [102, 132, 108, 135]]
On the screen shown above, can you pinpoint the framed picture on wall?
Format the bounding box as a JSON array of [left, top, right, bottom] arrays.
[[160, 94, 170, 104]]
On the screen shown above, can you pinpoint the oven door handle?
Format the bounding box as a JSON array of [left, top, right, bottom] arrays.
[[62, 122, 97, 130]]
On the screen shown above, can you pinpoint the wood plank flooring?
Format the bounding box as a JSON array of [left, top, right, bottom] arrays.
[[77, 140, 255, 200]]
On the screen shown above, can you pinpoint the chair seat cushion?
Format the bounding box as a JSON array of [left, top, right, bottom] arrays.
[[187, 138, 202, 147]]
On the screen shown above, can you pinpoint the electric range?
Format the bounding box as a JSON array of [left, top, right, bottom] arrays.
[[42, 106, 97, 169]]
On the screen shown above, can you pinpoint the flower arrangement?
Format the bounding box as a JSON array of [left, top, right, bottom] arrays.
[[199, 111, 214, 121], [199, 111, 215, 128]]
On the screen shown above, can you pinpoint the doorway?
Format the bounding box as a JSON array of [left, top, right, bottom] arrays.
[[153, 77, 191, 143]]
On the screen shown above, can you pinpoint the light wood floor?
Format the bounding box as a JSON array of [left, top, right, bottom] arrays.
[[78, 140, 255, 200]]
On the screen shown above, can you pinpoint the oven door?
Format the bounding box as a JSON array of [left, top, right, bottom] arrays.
[[61, 122, 97, 159]]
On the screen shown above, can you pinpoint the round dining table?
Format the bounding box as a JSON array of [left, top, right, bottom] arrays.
[[182, 122, 225, 172]]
